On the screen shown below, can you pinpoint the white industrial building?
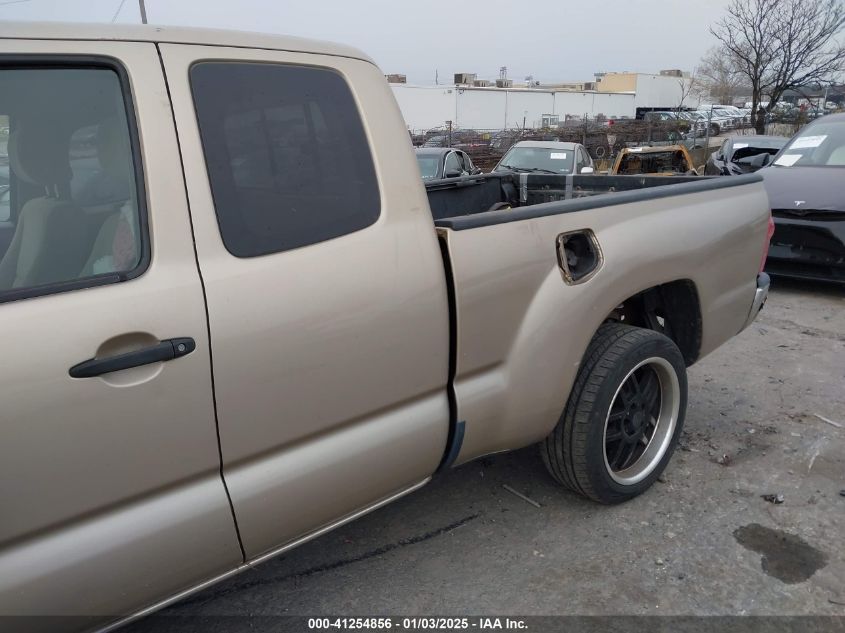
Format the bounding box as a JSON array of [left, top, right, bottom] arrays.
[[390, 71, 700, 131]]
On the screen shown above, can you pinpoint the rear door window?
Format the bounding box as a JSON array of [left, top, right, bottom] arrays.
[[458, 151, 476, 173], [190, 62, 381, 257], [575, 148, 586, 171], [444, 151, 461, 176], [579, 147, 592, 169]]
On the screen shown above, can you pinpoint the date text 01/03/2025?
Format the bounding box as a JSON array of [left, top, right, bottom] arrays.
[[307, 617, 528, 630]]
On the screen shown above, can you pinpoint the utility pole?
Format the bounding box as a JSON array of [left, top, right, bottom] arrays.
[[139, 0, 147, 24], [582, 113, 587, 146]]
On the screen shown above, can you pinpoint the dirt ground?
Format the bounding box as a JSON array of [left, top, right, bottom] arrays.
[[129, 278, 845, 628]]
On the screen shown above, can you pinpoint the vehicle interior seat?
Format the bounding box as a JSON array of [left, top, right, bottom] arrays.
[[77, 117, 138, 277], [0, 124, 88, 291]]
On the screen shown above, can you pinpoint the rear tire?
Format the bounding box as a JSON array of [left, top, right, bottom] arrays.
[[541, 323, 687, 504]]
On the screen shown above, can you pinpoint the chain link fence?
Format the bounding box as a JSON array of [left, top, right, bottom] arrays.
[[410, 116, 733, 172]]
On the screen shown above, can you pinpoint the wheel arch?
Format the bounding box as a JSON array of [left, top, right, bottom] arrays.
[[603, 278, 703, 366], [452, 273, 703, 466]]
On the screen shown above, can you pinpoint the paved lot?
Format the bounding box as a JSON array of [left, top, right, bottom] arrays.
[[130, 279, 845, 628]]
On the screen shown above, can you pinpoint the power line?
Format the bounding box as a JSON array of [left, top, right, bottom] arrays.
[[0, 0, 32, 6], [110, 0, 128, 22]]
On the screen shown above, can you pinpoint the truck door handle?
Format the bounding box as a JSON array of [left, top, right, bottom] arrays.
[[69, 337, 196, 378]]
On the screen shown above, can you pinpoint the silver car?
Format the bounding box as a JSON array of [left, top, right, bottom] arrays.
[[493, 141, 594, 175]]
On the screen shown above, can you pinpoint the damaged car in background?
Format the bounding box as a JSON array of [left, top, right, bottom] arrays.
[[760, 113, 845, 283], [610, 145, 698, 176], [705, 135, 787, 175], [415, 147, 481, 180]]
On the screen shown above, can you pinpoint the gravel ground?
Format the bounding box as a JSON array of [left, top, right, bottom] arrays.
[[129, 278, 845, 629]]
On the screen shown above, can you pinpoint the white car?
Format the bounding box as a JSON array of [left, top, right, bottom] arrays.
[[695, 109, 733, 135], [714, 105, 750, 126], [493, 141, 594, 175], [712, 108, 741, 129], [676, 111, 710, 136]]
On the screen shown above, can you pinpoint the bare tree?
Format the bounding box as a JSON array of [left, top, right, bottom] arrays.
[[676, 69, 704, 113], [698, 46, 746, 105], [711, 0, 845, 133]]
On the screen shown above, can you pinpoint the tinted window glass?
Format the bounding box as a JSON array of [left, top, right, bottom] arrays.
[[415, 153, 440, 180], [0, 66, 143, 300], [458, 152, 473, 172], [579, 148, 591, 168], [190, 62, 380, 257], [444, 152, 461, 175]]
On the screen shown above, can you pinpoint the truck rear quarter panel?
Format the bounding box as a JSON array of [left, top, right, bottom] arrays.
[[442, 179, 770, 464]]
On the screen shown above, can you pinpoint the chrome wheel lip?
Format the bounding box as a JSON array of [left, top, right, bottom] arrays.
[[602, 356, 681, 486]]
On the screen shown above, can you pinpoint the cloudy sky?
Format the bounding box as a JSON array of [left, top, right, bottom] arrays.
[[0, 0, 730, 84]]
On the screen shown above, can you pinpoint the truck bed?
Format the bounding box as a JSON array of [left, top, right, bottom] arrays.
[[425, 172, 754, 225], [429, 172, 771, 465]]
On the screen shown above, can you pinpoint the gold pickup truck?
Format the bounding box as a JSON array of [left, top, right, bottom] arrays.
[[0, 23, 772, 631]]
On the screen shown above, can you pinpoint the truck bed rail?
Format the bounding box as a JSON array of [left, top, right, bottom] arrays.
[[428, 172, 763, 231]]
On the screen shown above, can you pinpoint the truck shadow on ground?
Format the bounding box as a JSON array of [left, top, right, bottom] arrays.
[[127, 446, 590, 626], [768, 275, 844, 298]]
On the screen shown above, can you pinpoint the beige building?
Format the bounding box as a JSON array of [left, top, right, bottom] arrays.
[[597, 71, 699, 110], [597, 72, 638, 93]]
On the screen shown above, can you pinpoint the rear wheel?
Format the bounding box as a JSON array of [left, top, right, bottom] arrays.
[[542, 323, 687, 503]]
